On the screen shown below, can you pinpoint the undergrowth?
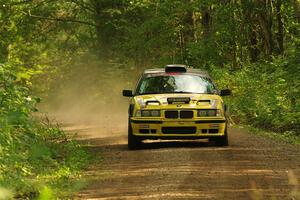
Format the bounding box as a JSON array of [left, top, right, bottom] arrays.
[[0, 63, 90, 199], [211, 55, 300, 138]]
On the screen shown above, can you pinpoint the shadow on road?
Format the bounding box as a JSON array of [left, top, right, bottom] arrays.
[[79, 136, 216, 151], [135, 140, 215, 150]]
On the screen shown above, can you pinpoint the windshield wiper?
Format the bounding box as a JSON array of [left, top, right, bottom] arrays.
[[139, 91, 203, 95], [138, 92, 158, 95], [171, 91, 197, 94]]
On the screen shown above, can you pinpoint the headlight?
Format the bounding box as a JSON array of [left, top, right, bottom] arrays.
[[142, 110, 151, 117], [207, 110, 216, 116], [135, 110, 161, 117], [135, 110, 141, 117], [198, 110, 207, 117], [198, 109, 221, 117], [151, 110, 160, 117]]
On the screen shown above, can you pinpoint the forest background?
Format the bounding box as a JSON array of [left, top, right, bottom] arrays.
[[0, 0, 299, 198]]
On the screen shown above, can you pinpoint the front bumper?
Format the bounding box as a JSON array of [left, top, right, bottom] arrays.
[[130, 117, 226, 139]]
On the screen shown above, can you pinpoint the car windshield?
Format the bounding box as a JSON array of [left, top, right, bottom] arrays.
[[136, 74, 217, 95]]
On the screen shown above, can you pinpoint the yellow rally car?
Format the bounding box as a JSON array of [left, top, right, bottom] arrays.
[[123, 65, 231, 149]]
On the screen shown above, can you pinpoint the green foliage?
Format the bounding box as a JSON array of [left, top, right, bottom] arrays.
[[37, 186, 55, 200], [0, 63, 89, 198], [211, 54, 300, 135]]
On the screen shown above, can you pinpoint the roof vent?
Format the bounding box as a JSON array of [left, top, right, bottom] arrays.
[[165, 64, 187, 73]]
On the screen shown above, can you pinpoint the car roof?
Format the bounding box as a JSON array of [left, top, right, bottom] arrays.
[[143, 65, 211, 78]]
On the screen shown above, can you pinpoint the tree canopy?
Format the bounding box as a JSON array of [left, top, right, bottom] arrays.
[[4, 0, 299, 130]]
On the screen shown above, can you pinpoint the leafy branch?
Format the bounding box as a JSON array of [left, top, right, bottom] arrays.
[[22, 10, 97, 27]]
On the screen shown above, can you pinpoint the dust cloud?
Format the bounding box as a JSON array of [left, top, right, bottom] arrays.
[[38, 59, 142, 138]]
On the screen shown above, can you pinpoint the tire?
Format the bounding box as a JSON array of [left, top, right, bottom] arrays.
[[211, 127, 229, 147], [128, 121, 142, 150]]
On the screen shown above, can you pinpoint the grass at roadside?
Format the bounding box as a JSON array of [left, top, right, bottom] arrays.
[[0, 63, 91, 199], [0, 118, 91, 199], [234, 124, 300, 145]]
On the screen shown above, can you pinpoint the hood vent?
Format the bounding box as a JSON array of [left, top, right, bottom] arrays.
[[146, 100, 160, 106], [165, 64, 187, 73], [197, 100, 211, 104], [167, 97, 190, 104]]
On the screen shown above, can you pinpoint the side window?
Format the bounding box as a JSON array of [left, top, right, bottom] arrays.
[[144, 77, 161, 93], [203, 77, 215, 93], [138, 76, 160, 94], [138, 79, 148, 94]]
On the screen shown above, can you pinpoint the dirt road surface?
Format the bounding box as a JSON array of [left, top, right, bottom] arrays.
[[69, 124, 300, 200]]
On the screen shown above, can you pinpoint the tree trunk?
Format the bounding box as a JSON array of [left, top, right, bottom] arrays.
[[201, 6, 211, 40], [184, 1, 196, 42], [242, 0, 260, 62], [276, 0, 284, 54], [257, 0, 274, 57], [249, 27, 259, 62], [179, 29, 184, 62], [91, 0, 124, 59], [92, 0, 108, 58], [192, 11, 198, 42]]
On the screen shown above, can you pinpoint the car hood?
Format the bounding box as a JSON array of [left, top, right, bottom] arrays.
[[133, 93, 223, 109]]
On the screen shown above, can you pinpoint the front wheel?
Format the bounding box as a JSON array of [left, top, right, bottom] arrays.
[[128, 121, 142, 150], [210, 128, 228, 147]]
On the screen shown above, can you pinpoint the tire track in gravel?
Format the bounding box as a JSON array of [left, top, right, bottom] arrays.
[[71, 125, 300, 200]]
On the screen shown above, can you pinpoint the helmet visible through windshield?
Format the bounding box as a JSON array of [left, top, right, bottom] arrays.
[[136, 74, 217, 95]]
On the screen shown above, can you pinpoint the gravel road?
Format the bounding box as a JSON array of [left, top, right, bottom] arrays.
[[72, 125, 300, 200]]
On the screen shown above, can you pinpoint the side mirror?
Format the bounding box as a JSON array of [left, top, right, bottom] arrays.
[[122, 90, 133, 97], [220, 89, 231, 96]]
